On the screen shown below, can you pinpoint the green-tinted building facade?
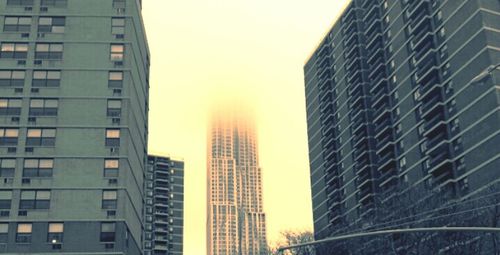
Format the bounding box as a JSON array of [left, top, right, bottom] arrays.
[[0, 0, 149, 254]]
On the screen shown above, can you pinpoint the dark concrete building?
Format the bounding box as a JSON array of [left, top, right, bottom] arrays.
[[304, 0, 499, 251], [0, 0, 149, 254], [145, 155, 184, 255]]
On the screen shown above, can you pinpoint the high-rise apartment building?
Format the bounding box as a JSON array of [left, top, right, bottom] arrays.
[[207, 111, 267, 255], [305, 0, 499, 251], [144, 155, 184, 255], [0, 0, 149, 254]]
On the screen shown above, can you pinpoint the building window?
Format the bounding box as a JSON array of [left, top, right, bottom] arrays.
[[413, 89, 421, 101], [108, 71, 123, 88], [35, 43, 63, 59], [32, 70, 61, 87], [47, 223, 63, 243], [23, 158, 53, 177], [105, 129, 120, 146], [104, 159, 119, 177], [113, 0, 126, 8], [0, 190, 13, 209], [7, 0, 35, 6], [20, 190, 51, 209], [41, 0, 67, 7], [3, 16, 31, 32], [100, 222, 116, 242], [29, 99, 58, 116], [0, 98, 22, 115], [0, 43, 28, 59], [0, 128, 19, 146], [112, 18, 125, 35], [439, 27, 446, 37], [38, 17, 65, 33], [0, 159, 16, 177], [110, 44, 124, 61], [107, 100, 121, 117], [16, 223, 32, 243], [102, 190, 117, 209], [26, 128, 56, 146], [0, 70, 25, 86], [399, 157, 407, 168], [0, 223, 7, 243]]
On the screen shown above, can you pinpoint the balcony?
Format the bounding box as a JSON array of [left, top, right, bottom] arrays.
[[358, 173, 373, 188], [377, 149, 396, 170], [370, 76, 388, 94], [421, 97, 444, 119], [365, 21, 382, 43], [344, 44, 360, 60], [409, 15, 431, 36], [363, 4, 380, 25], [359, 190, 374, 204], [320, 113, 334, 126], [371, 85, 390, 108], [414, 37, 435, 62], [426, 131, 448, 152], [323, 148, 338, 163], [374, 116, 392, 134], [346, 56, 362, 73], [376, 133, 395, 153], [344, 30, 360, 47], [366, 29, 383, 51], [379, 169, 398, 189], [429, 159, 454, 178], [368, 57, 386, 80], [424, 111, 446, 135], [407, 0, 430, 20]]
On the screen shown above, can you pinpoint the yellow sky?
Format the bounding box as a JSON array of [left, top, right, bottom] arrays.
[[142, 1, 350, 254]]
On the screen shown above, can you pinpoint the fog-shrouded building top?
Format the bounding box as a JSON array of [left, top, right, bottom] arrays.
[[207, 109, 267, 255]]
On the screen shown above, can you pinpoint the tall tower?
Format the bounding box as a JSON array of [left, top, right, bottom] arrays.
[[0, 0, 149, 254], [207, 110, 267, 255]]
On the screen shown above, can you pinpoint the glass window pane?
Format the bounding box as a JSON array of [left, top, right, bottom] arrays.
[[30, 99, 44, 108], [0, 100, 7, 108], [0, 224, 7, 233], [1, 159, 16, 168], [38, 17, 52, 25], [48, 223, 63, 233], [21, 191, 36, 199], [24, 159, 39, 168], [5, 129, 18, 137], [36, 191, 51, 199], [106, 130, 120, 138], [105, 159, 119, 168], [109, 72, 123, 80], [18, 17, 32, 25], [111, 45, 124, 53], [39, 159, 53, 168], [42, 129, 56, 137], [9, 99, 22, 108], [108, 100, 121, 109], [4, 17, 18, 25], [1, 44, 14, 52], [101, 223, 115, 232], [103, 191, 117, 200], [0, 191, 12, 200], [33, 71, 47, 79], [0, 129, 4, 137], [15, 44, 28, 52], [17, 224, 32, 233], [36, 44, 50, 52], [27, 129, 42, 137], [0, 71, 11, 79], [12, 71, 25, 79], [112, 18, 125, 26], [47, 71, 60, 79]]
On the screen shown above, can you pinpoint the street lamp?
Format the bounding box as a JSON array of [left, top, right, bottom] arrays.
[[470, 63, 500, 84]]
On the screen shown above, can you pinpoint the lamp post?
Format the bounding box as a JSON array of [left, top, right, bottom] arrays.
[[470, 63, 500, 84]]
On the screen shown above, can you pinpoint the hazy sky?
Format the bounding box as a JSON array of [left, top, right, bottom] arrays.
[[142, 1, 350, 254]]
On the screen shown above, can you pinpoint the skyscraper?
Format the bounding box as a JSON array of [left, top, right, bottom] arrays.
[[0, 0, 149, 253], [207, 110, 267, 255], [144, 155, 184, 255], [304, 0, 499, 253]]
